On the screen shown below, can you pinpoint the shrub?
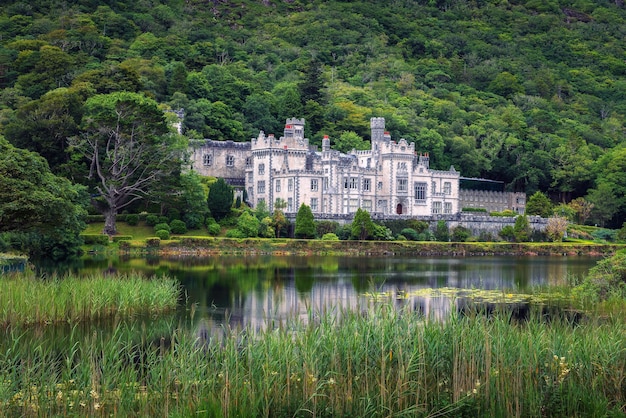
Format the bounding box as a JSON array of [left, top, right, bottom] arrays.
[[154, 223, 171, 233], [451, 226, 471, 242], [170, 219, 187, 234], [80, 234, 109, 245], [316, 220, 339, 237], [146, 237, 160, 247], [145, 215, 159, 226], [400, 228, 419, 241], [396, 234, 407, 241], [591, 229, 616, 242], [321, 233, 339, 241], [167, 208, 181, 221], [225, 229, 246, 238], [155, 229, 170, 240], [183, 213, 204, 229], [125, 214, 139, 226], [158, 216, 169, 224], [207, 222, 221, 236], [462, 207, 487, 213], [118, 240, 131, 250], [112, 235, 132, 242]]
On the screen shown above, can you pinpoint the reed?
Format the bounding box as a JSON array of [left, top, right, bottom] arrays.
[[1, 303, 625, 417], [0, 272, 180, 327]]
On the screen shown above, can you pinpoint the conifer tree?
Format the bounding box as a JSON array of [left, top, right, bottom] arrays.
[[294, 203, 316, 239], [207, 178, 233, 221]]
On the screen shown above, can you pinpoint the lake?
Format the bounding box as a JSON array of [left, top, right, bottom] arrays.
[[62, 254, 599, 333]]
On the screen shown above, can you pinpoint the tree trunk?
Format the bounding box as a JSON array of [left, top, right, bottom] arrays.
[[103, 208, 117, 236]]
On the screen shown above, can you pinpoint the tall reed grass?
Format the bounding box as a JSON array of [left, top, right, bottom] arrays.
[[0, 272, 180, 327], [1, 304, 624, 417]]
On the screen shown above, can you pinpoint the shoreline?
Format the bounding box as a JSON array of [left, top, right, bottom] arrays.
[[115, 238, 624, 258]]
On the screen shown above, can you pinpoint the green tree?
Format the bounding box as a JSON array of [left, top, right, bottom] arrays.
[[177, 171, 209, 229], [587, 182, 619, 227], [236, 210, 260, 238], [525, 191, 553, 218], [434, 220, 449, 242], [513, 215, 531, 242], [545, 216, 568, 242], [207, 178, 234, 221], [255, 199, 270, 221], [334, 131, 370, 154], [0, 137, 87, 259], [351, 208, 374, 240], [69, 92, 180, 236], [295, 203, 315, 239]]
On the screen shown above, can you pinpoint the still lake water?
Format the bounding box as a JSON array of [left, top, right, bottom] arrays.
[[63, 254, 600, 335]]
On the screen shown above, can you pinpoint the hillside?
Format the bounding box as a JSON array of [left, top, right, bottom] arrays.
[[1, 0, 625, 226]]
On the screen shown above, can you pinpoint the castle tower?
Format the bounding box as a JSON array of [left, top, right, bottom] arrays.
[[284, 118, 305, 139], [322, 135, 330, 152], [370, 117, 385, 144]]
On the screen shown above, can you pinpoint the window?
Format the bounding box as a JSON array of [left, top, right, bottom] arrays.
[[444, 182, 451, 195], [414, 182, 427, 202], [432, 201, 442, 214], [288, 179, 293, 192], [323, 177, 329, 191], [202, 154, 212, 166], [311, 179, 318, 191], [350, 178, 358, 189], [432, 182, 436, 194], [258, 163, 265, 175], [350, 199, 358, 212], [245, 157, 252, 168], [226, 155, 234, 167], [444, 202, 452, 214], [397, 178, 408, 192], [275, 179, 281, 192], [397, 162, 407, 170], [311, 198, 318, 212], [344, 177, 349, 189], [363, 178, 371, 192], [377, 181, 383, 191], [257, 181, 265, 194], [287, 197, 293, 212], [362, 200, 372, 211]]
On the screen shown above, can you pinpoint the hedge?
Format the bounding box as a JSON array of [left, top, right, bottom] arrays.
[[80, 234, 109, 245]]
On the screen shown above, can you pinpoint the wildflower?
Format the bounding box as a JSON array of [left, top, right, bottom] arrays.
[[94, 402, 101, 410], [328, 378, 336, 386]]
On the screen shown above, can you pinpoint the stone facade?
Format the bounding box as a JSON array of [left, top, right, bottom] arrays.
[[192, 117, 465, 217], [459, 189, 526, 214]]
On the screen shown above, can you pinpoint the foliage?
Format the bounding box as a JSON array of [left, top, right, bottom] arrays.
[[294, 204, 316, 239], [514, 215, 531, 242], [316, 220, 339, 237], [400, 228, 419, 241], [271, 209, 288, 238], [236, 210, 260, 238], [321, 233, 339, 241], [526, 191, 553, 218], [451, 225, 472, 242], [206, 218, 221, 236], [69, 92, 182, 236], [499, 225, 516, 242], [207, 178, 233, 221], [154, 223, 170, 233], [545, 216, 568, 242], [169, 219, 187, 234], [574, 250, 626, 302], [0, 137, 87, 259], [1, 0, 626, 229], [125, 214, 139, 226], [155, 229, 170, 240], [434, 220, 449, 242], [145, 214, 159, 226], [351, 208, 374, 240]]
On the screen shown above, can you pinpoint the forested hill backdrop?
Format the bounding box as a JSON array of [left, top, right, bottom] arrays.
[[1, 0, 625, 227]]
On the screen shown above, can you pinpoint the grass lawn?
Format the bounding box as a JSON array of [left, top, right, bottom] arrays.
[[83, 222, 210, 240]]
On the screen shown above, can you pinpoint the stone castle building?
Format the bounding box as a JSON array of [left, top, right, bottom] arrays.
[[191, 117, 524, 219]]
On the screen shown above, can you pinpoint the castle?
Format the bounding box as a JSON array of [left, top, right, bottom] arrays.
[[191, 117, 525, 219]]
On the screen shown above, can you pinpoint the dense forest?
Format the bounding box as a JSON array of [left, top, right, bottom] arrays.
[[1, 0, 625, 231]]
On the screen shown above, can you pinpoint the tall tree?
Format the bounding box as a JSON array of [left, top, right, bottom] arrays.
[[351, 208, 374, 240], [0, 136, 87, 259], [294, 203, 316, 239], [69, 92, 181, 236], [207, 177, 233, 221]]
